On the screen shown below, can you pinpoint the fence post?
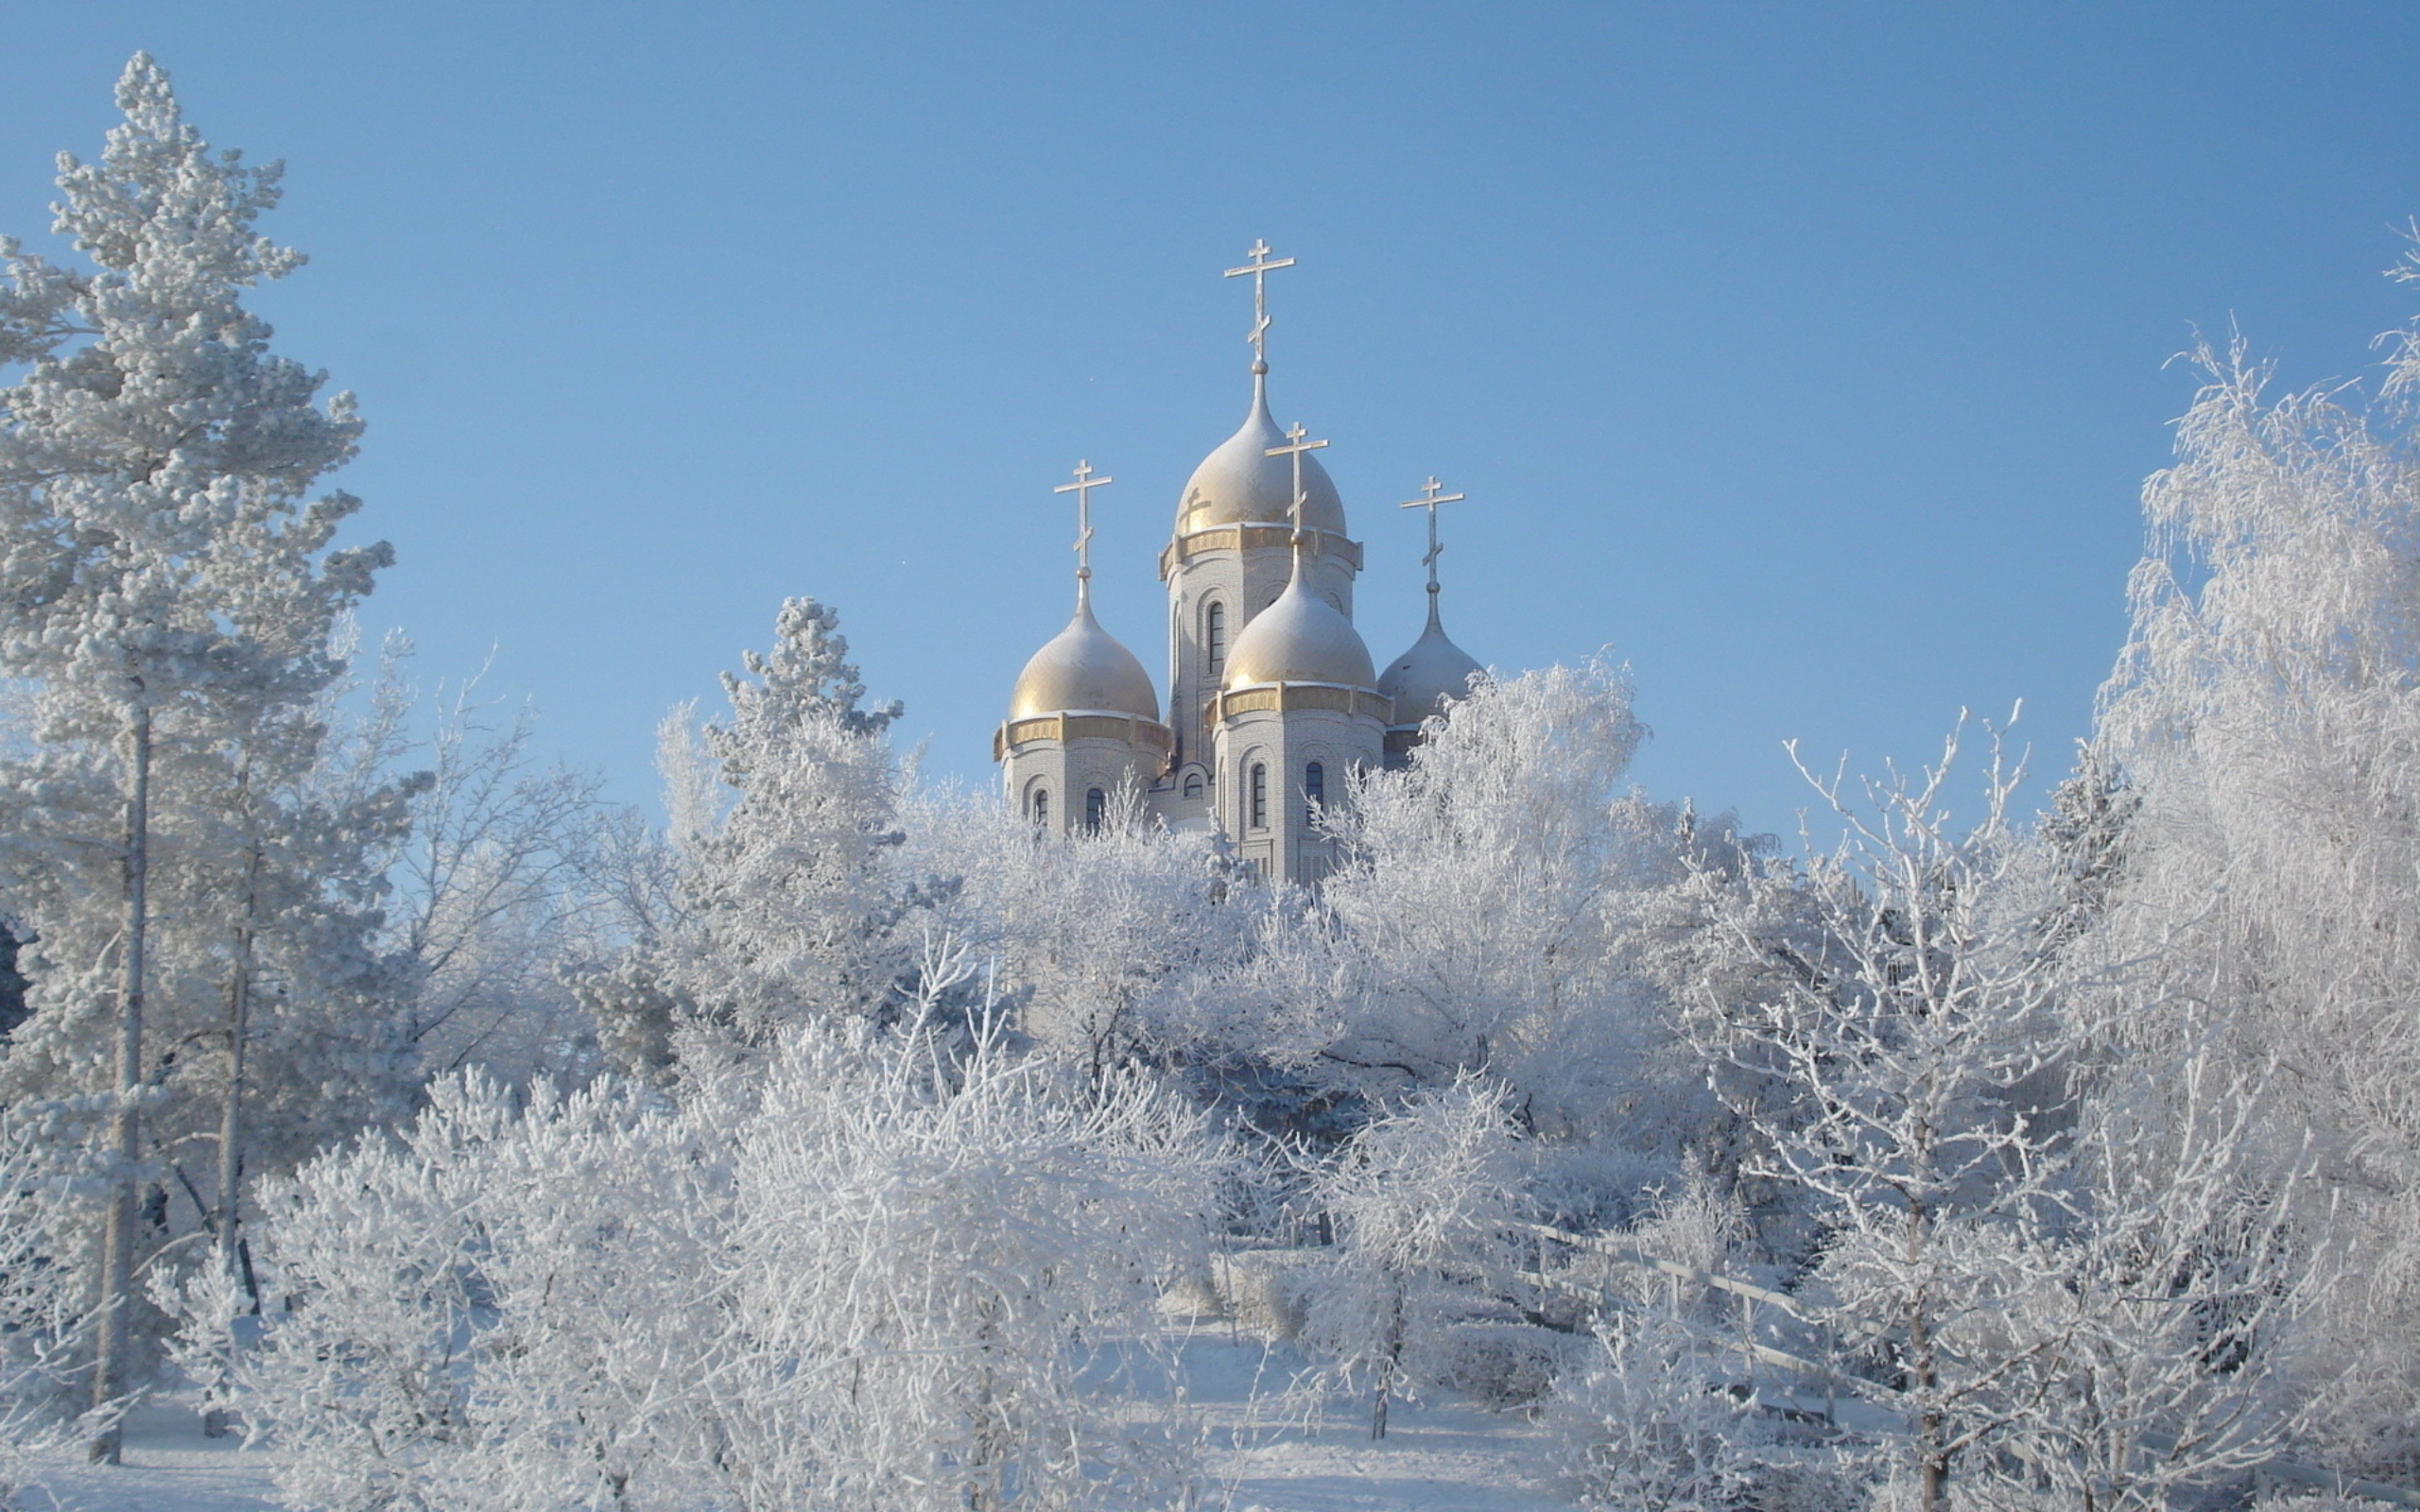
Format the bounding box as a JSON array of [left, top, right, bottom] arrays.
[[1741, 1291, 1755, 1395]]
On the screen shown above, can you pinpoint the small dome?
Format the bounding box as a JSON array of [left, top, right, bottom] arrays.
[[1223, 573, 1377, 692], [1379, 604, 1485, 726], [1009, 598, 1161, 722], [1176, 374, 1346, 536]]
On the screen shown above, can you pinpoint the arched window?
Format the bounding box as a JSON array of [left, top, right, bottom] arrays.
[[1084, 786, 1106, 834], [1182, 770, 1203, 799], [1249, 763, 1268, 831], [1030, 788, 1049, 830], [1304, 761, 1324, 826], [1205, 601, 1227, 676]]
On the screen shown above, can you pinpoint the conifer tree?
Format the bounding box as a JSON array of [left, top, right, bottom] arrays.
[[0, 55, 397, 1456]]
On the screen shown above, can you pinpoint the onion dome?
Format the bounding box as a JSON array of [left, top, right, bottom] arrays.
[[1009, 593, 1160, 721], [1224, 572, 1378, 691], [1380, 599, 1485, 726], [1176, 370, 1347, 536]]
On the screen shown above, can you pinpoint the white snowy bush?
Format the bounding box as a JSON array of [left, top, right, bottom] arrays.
[[171, 1018, 1225, 1511], [1554, 1309, 1857, 1512], [1300, 1074, 1524, 1437], [900, 784, 1268, 1088], [0, 1101, 105, 1507]]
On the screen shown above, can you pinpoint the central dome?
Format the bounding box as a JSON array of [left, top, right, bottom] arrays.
[[1176, 374, 1346, 536], [1223, 571, 1377, 691], [1009, 598, 1161, 722]]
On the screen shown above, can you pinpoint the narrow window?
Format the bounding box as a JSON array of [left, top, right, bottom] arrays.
[[1084, 786, 1106, 834], [1031, 789, 1049, 830], [1182, 770, 1203, 799], [1249, 763, 1268, 831], [1304, 761, 1324, 827], [1205, 601, 1227, 676]]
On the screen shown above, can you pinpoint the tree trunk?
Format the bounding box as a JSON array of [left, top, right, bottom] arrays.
[[216, 843, 260, 1289], [1372, 1276, 1404, 1440], [1908, 1199, 1946, 1512], [90, 697, 150, 1465], [203, 844, 259, 1441]]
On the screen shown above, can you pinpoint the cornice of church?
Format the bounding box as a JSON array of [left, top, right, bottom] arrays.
[[1160, 524, 1362, 582], [994, 711, 1175, 764], [1210, 681, 1392, 726]]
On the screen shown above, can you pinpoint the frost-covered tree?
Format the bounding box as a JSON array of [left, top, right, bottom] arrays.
[[1221, 658, 1714, 1208], [2081, 287, 2420, 1470], [1987, 1041, 2329, 1512], [650, 598, 913, 1059], [1311, 659, 1652, 1116], [1302, 1074, 1524, 1438], [1690, 721, 2077, 1512], [0, 1101, 105, 1503], [0, 54, 396, 1450], [908, 782, 1266, 1090], [168, 1020, 1225, 1512], [388, 664, 608, 1085], [1691, 719, 2330, 1511], [1553, 1309, 1851, 1512]]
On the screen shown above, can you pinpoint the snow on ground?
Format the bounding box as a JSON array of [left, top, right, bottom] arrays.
[[21, 1396, 280, 1512], [16, 1328, 1578, 1512], [1177, 1328, 1574, 1512], [1147, 1306, 1576, 1512]]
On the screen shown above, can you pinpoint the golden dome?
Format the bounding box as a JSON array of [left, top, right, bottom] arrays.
[[1176, 372, 1346, 537], [1223, 571, 1377, 692], [1009, 596, 1161, 721], [1379, 599, 1485, 726]]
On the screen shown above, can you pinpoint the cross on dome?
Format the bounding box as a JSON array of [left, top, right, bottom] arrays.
[[1223, 238, 1295, 374], [1265, 421, 1330, 543], [1398, 475, 1468, 597], [1052, 458, 1113, 604]]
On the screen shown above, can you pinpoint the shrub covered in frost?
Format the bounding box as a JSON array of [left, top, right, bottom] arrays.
[[0, 1101, 101, 1503], [164, 1020, 1227, 1512], [1553, 1310, 1859, 1512], [1298, 1074, 1524, 1437]]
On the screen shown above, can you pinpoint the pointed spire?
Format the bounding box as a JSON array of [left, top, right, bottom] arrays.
[[1053, 459, 1113, 614]]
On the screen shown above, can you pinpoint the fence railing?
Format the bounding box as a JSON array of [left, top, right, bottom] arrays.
[[1510, 1218, 2420, 1509]]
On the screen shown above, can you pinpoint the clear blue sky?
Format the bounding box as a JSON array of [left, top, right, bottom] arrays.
[[9, 4, 2419, 840]]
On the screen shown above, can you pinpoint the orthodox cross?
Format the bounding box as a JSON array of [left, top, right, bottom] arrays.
[[1054, 459, 1113, 596], [1223, 238, 1296, 370], [1397, 475, 1467, 597], [1265, 422, 1330, 540]]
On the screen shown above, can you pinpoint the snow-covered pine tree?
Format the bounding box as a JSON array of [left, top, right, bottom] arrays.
[[0, 55, 401, 1454], [635, 598, 911, 1062]]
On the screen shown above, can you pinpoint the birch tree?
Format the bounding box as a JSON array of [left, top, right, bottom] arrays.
[[2085, 301, 2420, 1470]]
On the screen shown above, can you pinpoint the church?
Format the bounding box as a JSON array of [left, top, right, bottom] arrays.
[[995, 243, 1485, 883]]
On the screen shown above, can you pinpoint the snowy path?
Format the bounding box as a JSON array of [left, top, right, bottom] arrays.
[[23, 1397, 280, 1512], [19, 1332, 1575, 1512], [1171, 1327, 1573, 1512]]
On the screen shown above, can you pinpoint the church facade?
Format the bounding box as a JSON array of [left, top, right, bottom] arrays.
[[994, 244, 1485, 884]]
